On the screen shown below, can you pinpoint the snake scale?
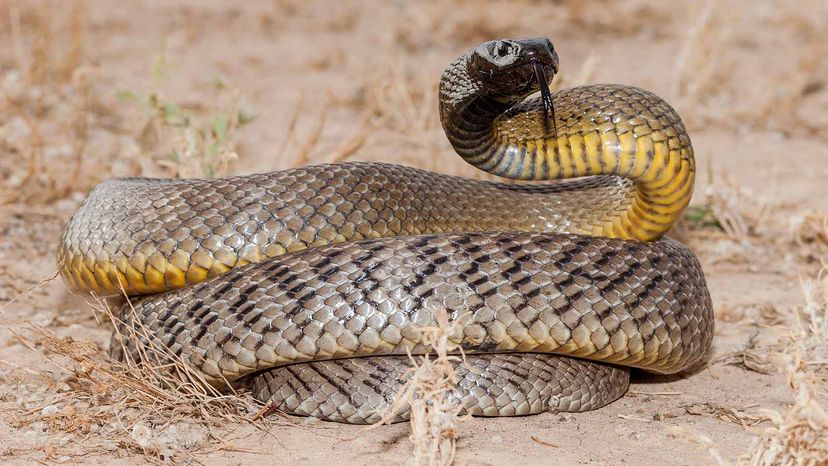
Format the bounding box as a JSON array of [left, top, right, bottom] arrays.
[[57, 38, 713, 424]]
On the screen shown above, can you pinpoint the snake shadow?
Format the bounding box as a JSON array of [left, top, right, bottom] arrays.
[[630, 353, 712, 385]]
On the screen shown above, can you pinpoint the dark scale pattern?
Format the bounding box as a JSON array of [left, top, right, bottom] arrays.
[[59, 164, 643, 296], [111, 233, 712, 387], [438, 42, 695, 241], [61, 38, 712, 423], [250, 354, 630, 424]]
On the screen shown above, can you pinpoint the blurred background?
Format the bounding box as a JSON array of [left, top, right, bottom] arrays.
[[1, 1, 828, 464], [1, 0, 827, 205]]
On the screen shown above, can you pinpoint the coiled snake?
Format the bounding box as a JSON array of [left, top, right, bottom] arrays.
[[57, 38, 713, 424]]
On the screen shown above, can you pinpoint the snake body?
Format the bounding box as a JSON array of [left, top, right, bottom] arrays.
[[57, 38, 713, 424]]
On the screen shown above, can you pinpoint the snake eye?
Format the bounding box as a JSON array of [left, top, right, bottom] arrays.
[[470, 40, 521, 72], [494, 41, 515, 58], [496, 43, 510, 57]]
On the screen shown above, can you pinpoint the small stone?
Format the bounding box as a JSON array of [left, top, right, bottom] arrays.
[[41, 405, 60, 416], [101, 440, 118, 451], [131, 423, 153, 449]]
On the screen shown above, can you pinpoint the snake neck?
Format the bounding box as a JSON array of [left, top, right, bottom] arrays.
[[439, 59, 695, 242], [439, 57, 524, 147]]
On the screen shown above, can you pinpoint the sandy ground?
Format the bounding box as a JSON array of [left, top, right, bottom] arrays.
[[1, 0, 827, 464]]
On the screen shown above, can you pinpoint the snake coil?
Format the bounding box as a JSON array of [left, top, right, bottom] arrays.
[[58, 38, 713, 424]]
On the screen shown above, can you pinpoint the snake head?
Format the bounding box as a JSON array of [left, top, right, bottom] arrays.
[[467, 38, 559, 101]]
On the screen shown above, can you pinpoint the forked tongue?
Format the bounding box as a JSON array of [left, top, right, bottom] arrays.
[[532, 60, 558, 139]]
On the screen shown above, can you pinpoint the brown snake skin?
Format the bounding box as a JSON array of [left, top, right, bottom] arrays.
[[57, 38, 713, 424]]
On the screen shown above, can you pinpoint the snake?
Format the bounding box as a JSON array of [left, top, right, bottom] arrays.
[[57, 38, 713, 424]]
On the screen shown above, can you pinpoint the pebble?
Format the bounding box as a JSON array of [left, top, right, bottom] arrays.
[[131, 423, 153, 449], [41, 405, 60, 416]]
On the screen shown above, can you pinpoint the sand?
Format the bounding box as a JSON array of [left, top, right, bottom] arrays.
[[1, 1, 827, 464]]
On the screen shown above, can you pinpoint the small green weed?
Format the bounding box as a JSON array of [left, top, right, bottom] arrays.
[[117, 55, 255, 179]]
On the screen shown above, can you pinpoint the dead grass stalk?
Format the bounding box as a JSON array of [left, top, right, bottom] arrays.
[[674, 269, 828, 465], [372, 306, 466, 466], [796, 269, 828, 342], [681, 173, 828, 271], [0, 294, 266, 463], [744, 353, 828, 466]]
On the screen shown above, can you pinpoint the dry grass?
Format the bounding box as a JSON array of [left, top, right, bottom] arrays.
[[673, 0, 728, 112], [678, 176, 773, 267], [2, 0, 828, 463], [675, 270, 828, 465], [684, 191, 828, 464], [791, 213, 828, 267], [742, 270, 828, 466], [744, 353, 828, 466], [796, 270, 828, 344], [0, 293, 267, 463], [701, 176, 771, 240], [681, 172, 828, 273], [683, 402, 768, 428], [362, 63, 436, 136], [285, 95, 332, 167], [372, 307, 467, 466], [680, 167, 774, 240], [0, 0, 102, 204], [0, 0, 258, 208], [358, 62, 446, 172], [673, 168, 828, 465], [672, 0, 828, 139]]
